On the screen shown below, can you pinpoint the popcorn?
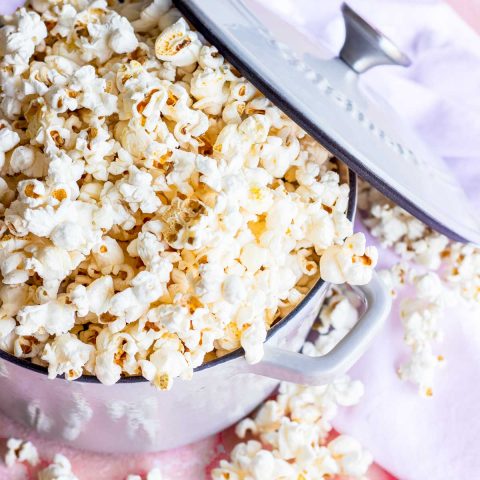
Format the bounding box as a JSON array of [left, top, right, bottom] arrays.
[[213, 441, 295, 480], [444, 243, 480, 303], [13, 332, 49, 359], [38, 454, 79, 480], [75, 120, 116, 181], [84, 275, 114, 315], [117, 166, 161, 214], [198, 45, 224, 70], [260, 133, 300, 178], [95, 329, 139, 384], [358, 182, 449, 270], [320, 233, 378, 285], [318, 289, 359, 333], [73, 3, 138, 63], [25, 244, 77, 288], [4, 438, 39, 468], [327, 435, 373, 477], [0, 8, 47, 72], [0, 124, 20, 169], [4, 439, 167, 480], [16, 301, 75, 336], [398, 345, 445, 398], [94, 181, 136, 231], [41, 333, 94, 380], [190, 65, 231, 115], [131, 0, 172, 32], [0, 0, 372, 389], [68, 65, 118, 117], [9, 145, 49, 178], [222, 274, 247, 304], [155, 18, 201, 67], [378, 262, 409, 298], [50, 221, 87, 251], [241, 321, 267, 364], [140, 335, 192, 390], [50, 4, 78, 38]]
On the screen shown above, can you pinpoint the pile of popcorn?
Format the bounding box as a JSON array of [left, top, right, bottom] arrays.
[[0, 0, 378, 388], [211, 290, 371, 479], [359, 182, 480, 396], [213, 359, 371, 479]]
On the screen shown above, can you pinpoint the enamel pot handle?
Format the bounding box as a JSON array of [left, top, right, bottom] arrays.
[[251, 272, 391, 385]]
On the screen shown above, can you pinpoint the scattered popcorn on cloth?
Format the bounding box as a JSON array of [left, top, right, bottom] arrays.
[[0, 0, 377, 391], [1, 304, 392, 479], [212, 303, 372, 480]]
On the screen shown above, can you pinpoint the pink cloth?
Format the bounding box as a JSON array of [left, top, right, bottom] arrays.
[[1, 1, 480, 479], [255, 1, 480, 479], [0, 420, 227, 479], [0, 423, 392, 480]]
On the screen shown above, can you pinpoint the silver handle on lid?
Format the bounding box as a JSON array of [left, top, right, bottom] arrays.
[[250, 272, 391, 385], [339, 3, 411, 74]]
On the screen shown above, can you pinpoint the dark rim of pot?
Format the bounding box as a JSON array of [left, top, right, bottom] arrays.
[[0, 170, 356, 383]]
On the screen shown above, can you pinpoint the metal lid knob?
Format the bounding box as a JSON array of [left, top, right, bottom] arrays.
[[339, 3, 411, 73]]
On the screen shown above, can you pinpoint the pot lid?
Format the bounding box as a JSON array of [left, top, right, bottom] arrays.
[[174, 0, 480, 245]]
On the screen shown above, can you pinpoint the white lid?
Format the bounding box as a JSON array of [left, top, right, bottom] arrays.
[[174, 0, 480, 244]]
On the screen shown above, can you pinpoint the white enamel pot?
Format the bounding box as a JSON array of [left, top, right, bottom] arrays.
[[0, 166, 391, 453]]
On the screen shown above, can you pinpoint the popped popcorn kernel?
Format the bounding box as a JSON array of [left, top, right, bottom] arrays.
[[38, 453, 79, 480], [4, 438, 39, 468], [320, 233, 378, 285]]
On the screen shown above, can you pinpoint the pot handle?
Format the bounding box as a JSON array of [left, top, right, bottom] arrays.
[[250, 271, 391, 385]]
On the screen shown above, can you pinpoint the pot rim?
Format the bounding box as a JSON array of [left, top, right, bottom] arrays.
[[0, 168, 357, 383]]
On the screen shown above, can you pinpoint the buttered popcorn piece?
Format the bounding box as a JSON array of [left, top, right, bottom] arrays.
[[0, 0, 375, 388], [327, 435, 373, 477], [41, 332, 94, 380], [320, 233, 378, 285], [0, 124, 20, 169], [155, 18, 202, 66], [16, 301, 75, 336], [38, 454, 79, 480], [0, 8, 47, 73], [4, 438, 39, 468]]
